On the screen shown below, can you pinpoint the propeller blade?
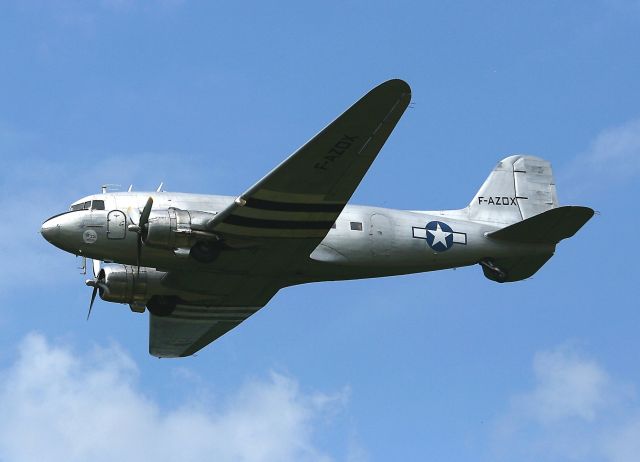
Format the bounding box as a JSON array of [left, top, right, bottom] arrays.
[[91, 259, 101, 278], [127, 206, 140, 228], [134, 197, 152, 277], [139, 196, 154, 228], [87, 285, 98, 320], [85, 269, 108, 320]]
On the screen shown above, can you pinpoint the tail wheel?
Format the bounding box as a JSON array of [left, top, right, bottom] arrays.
[[479, 259, 509, 283]]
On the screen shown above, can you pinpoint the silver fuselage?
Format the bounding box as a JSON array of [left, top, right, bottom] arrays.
[[42, 191, 552, 284]]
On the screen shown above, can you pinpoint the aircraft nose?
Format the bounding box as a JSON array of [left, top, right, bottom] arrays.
[[40, 215, 62, 244]]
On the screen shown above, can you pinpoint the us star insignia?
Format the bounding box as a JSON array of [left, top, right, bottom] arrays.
[[412, 221, 467, 252]]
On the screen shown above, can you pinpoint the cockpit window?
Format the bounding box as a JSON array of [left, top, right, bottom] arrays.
[[92, 200, 105, 210], [70, 200, 105, 211]]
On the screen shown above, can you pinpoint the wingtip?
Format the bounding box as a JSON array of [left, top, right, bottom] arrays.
[[576, 205, 596, 223], [381, 78, 411, 95], [566, 205, 596, 220], [364, 79, 411, 107]]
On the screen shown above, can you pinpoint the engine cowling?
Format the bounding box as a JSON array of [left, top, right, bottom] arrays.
[[144, 208, 218, 250], [97, 263, 166, 305]]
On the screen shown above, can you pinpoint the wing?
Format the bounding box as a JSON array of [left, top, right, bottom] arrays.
[[149, 305, 258, 358], [209, 79, 411, 241], [149, 273, 280, 358]]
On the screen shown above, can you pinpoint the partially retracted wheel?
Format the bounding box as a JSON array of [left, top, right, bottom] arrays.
[[190, 240, 222, 263], [479, 259, 509, 283], [146, 295, 179, 317]]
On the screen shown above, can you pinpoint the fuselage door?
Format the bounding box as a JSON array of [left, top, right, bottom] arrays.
[[369, 213, 394, 257], [107, 210, 126, 239]]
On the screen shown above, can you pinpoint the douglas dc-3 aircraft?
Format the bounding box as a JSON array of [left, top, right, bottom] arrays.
[[41, 79, 593, 358]]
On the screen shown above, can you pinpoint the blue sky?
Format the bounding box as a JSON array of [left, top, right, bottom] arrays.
[[1, 1, 639, 461]]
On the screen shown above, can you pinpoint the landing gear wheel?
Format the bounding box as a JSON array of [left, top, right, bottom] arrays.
[[146, 295, 178, 317], [190, 241, 221, 263], [479, 259, 509, 283]]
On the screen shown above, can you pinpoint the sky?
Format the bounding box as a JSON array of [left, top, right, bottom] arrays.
[[0, 1, 639, 461]]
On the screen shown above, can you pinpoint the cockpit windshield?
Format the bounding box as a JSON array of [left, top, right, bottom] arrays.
[[69, 200, 105, 211]]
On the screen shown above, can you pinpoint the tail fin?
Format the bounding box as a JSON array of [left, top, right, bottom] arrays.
[[469, 155, 558, 225], [470, 155, 593, 283]]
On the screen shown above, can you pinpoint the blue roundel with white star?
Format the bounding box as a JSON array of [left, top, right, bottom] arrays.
[[425, 221, 454, 252]]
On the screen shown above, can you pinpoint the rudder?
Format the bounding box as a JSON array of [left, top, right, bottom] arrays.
[[469, 155, 559, 225]]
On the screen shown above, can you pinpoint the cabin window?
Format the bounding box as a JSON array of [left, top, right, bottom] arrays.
[[350, 221, 363, 231], [92, 200, 105, 210], [70, 203, 84, 211]]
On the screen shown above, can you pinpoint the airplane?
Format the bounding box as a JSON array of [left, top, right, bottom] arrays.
[[40, 79, 594, 358]]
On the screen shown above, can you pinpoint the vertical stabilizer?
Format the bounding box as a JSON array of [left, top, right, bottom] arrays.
[[468, 155, 558, 225]]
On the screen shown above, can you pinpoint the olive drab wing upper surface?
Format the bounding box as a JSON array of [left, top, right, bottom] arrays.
[[208, 79, 412, 240]]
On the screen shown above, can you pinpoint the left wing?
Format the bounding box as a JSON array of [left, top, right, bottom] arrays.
[[209, 79, 411, 241]]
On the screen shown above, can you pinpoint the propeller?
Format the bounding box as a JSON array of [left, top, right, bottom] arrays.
[[92, 258, 101, 278], [127, 197, 153, 275], [85, 264, 108, 320]]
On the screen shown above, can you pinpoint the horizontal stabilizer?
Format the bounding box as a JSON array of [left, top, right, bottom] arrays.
[[487, 206, 594, 244]]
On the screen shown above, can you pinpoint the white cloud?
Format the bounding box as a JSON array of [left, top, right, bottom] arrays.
[[514, 347, 613, 423], [583, 118, 640, 180], [0, 333, 348, 462], [602, 417, 640, 462], [560, 118, 640, 200], [493, 345, 640, 462]]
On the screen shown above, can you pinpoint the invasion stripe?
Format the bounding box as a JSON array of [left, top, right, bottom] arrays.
[[173, 309, 258, 316], [225, 214, 334, 230], [175, 306, 259, 312], [171, 308, 252, 315], [171, 314, 249, 321], [245, 197, 344, 213], [169, 313, 249, 322]]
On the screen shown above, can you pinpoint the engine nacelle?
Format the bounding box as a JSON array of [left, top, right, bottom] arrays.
[[144, 208, 218, 250], [98, 263, 167, 305]]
